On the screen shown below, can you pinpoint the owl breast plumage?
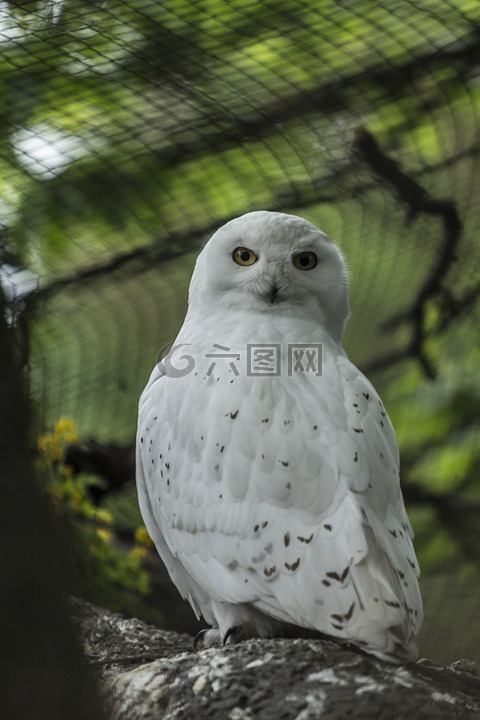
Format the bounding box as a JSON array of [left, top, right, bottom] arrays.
[[136, 211, 423, 662]]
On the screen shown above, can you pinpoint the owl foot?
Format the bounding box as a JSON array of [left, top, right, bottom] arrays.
[[193, 625, 242, 649], [223, 626, 238, 644], [193, 628, 222, 649]]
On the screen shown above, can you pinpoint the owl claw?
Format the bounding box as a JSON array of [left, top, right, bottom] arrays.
[[193, 628, 222, 649], [193, 629, 209, 649], [223, 626, 238, 644], [193, 626, 239, 649]]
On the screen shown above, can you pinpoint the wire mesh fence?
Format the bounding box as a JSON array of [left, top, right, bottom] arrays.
[[1, 0, 480, 664]]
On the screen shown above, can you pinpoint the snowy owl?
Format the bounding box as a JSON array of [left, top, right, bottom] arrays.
[[136, 211, 423, 663]]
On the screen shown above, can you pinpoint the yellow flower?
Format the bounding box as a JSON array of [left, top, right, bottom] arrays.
[[37, 434, 55, 455], [130, 545, 148, 560], [54, 417, 79, 446], [135, 526, 154, 547], [65, 431, 79, 445], [97, 509, 113, 525], [97, 528, 114, 544], [54, 417, 76, 434], [50, 443, 64, 462], [38, 418, 79, 465]]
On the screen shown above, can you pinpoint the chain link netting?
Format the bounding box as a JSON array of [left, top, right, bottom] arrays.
[[1, 0, 480, 663]]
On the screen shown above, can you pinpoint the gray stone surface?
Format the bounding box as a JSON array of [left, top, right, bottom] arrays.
[[71, 598, 480, 719]]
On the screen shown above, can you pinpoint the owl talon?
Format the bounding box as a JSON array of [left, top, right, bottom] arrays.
[[194, 626, 239, 649], [193, 628, 222, 649], [193, 629, 209, 649], [223, 626, 238, 644]]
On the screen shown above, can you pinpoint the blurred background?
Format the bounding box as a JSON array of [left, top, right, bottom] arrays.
[[1, 0, 479, 665]]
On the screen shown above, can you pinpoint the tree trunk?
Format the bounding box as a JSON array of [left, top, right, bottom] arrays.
[[0, 286, 104, 720]]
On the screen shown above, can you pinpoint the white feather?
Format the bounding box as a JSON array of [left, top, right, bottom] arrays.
[[137, 211, 423, 662]]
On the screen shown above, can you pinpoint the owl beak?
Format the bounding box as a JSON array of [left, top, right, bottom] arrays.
[[269, 286, 279, 304]]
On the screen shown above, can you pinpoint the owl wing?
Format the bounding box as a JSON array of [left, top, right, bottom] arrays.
[[137, 351, 422, 661]]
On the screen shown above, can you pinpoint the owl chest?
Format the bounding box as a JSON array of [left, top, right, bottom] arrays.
[[145, 347, 360, 506], [162, 343, 347, 441]]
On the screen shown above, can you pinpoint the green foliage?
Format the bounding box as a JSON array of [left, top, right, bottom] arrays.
[[384, 338, 480, 574], [0, 0, 477, 268], [1, 0, 480, 660], [37, 418, 160, 621]]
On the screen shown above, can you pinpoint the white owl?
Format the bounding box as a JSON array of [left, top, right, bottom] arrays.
[[136, 211, 423, 663]]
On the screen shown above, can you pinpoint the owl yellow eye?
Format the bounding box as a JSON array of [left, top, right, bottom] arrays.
[[293, 251, 317, 271], [232, 247, 258, 266]]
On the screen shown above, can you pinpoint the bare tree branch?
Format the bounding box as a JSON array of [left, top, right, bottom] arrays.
[[353, 128, 463, 379]]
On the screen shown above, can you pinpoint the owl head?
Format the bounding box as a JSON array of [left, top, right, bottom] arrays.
[[188, 211, 350, 343]]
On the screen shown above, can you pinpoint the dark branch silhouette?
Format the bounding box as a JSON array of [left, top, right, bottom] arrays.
[[353, 128, 462, 378]]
